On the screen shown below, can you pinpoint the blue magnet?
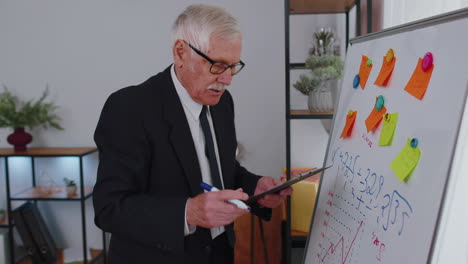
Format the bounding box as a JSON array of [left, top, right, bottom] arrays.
[[376, 95, 385, 111], [353, 74, 360, 88], [410, 138, 418, 148]]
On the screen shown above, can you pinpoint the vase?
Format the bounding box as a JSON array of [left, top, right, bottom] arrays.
[[308, 85, 334, 113], [7, 127, 33, 151]]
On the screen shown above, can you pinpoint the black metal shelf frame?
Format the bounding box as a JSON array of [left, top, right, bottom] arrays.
[[2, 149, 107, 264], [284, 1, 373, 263]]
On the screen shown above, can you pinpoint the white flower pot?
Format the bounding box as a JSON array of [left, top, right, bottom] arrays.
[[308, 88, 333, 112], [66, 185, 77, 196]]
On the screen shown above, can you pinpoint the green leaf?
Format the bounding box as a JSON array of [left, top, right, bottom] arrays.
[[0, 85, 64, 130], [292, 55, 344, 95]]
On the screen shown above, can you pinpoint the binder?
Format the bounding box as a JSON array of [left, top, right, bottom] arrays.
[[12, 202, 58, 264]]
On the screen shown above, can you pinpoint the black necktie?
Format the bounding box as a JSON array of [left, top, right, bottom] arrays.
[[200, 106, 236, 246], [200, 106, 223, 190]]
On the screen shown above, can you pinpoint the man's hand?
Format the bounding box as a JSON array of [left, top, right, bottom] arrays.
[[254, 176, 293, 208], [187, 189, 249, 228]]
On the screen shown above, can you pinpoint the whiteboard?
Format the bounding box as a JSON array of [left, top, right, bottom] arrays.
[[304, 8, 468, 264]]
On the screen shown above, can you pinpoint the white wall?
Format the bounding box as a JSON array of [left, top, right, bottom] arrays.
[[383, 0, 468, 28], [0, 0, 286, 176], [0, 0, 288, 251]]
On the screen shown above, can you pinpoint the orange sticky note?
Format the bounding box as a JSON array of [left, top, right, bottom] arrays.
[[404, 58, 434, 99], [374, 56, 397, 86], [359, 55, 373, 89], [340, 111, 357, 138], [365, 105, 387, 132]]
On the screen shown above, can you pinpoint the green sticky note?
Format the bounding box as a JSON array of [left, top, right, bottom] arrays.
[[390, 138, 421, 182], [379, 113, 399, 146]]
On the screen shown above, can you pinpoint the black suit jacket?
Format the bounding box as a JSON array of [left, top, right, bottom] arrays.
[[93, 66, 269, 263]]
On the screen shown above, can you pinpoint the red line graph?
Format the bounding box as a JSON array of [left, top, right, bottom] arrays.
[[321, 220, 364, 263]]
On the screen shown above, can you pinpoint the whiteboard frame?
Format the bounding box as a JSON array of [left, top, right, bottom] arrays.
[[303, 7, 468, 263]]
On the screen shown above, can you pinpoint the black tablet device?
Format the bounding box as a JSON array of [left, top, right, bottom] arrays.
[[246, 165, 331, 205]]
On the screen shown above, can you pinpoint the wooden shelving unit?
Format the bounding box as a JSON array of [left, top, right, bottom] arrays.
[[284, 0, 363, 263], [289, 0, 356, 14], [0, 147, 96, 157], [1, 147, 105, 264], [0, 212, 9, 227], [10, 187, 94, 201]]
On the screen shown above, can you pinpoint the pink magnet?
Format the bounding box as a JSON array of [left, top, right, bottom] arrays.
[[422, 52, 433, 72]]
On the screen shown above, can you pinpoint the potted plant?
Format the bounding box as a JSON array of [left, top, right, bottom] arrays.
[[0, 85, 63, 151], [293, 28, 344, 112], [63, 177, 77, 196]]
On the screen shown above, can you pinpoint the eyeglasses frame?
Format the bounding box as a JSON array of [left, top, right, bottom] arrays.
[[185, 41, 245, 75]]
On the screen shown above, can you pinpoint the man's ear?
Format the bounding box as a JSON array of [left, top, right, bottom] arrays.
[[173, 39, 186, 68]]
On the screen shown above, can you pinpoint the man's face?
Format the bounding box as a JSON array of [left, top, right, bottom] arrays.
[[175, 36, 242, 106]]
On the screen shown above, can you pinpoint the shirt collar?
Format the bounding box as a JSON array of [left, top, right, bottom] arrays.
[[171, 64, 204, 120]]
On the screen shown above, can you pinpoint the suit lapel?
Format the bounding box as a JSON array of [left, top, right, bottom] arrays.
[[161, 67, 203, 197]]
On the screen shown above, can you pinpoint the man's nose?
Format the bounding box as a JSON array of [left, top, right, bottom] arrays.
[[217, 71, 233, 86]]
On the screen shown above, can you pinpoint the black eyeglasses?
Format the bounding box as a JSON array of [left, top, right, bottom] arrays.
[[186, 42, 245, 75]]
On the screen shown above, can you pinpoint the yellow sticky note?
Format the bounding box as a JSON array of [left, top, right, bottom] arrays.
[[390, 138, 421, 182], [378, 113, 399, 146]]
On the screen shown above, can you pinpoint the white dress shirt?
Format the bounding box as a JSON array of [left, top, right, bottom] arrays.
[[170, 65, 225, 239]]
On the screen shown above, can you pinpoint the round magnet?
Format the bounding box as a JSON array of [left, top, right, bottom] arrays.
[[422, 52, 433, 72], [376, 95, 385, 111], [366, 59, 373, 66], [353, 74, 360, 88], [384, 113, 390, 121], [386, 49, 394, 63], [410, 138, 418, 148]]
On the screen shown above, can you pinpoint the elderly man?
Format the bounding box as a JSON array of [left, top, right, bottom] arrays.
[[93, 4, 291, 264]]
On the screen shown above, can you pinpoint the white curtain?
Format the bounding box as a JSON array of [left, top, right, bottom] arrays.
[[383, 0, 468, 28]]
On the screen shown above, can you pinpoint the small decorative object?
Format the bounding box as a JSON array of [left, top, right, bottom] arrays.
[[293, 28, 344, 113], [0, 85, 63, 151], [63, 177, 77, 196], [0, 209, 5, 222], [38, 170, 58, 196]]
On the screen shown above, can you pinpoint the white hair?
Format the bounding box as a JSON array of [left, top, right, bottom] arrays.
[[171, 4, 242, 53]]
